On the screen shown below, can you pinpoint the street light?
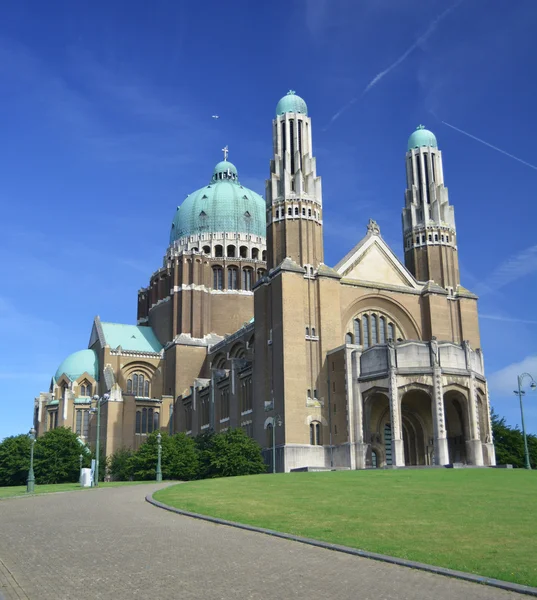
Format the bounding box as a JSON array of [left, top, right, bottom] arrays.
[[26, 427, 36, 493], [156, 432, 162, 482], [79, 453, 83, 485], [513, 373, 536, 470], [90, 393, 109, 487], [271, 415, 283, 474]]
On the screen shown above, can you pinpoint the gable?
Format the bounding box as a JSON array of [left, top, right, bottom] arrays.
[[336, 235, 419, 289]]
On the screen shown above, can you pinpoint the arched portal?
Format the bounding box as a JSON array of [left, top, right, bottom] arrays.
[[444, 390, 469, 464], [400, 389, 434, 466], [363, 391, 391, 468]]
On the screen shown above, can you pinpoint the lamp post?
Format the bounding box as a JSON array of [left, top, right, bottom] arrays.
[[26, 427, 36, 493], [514, 373, 536, 470], [156, 432, 162, 482], [271, 415, 283, 474], [90, 393, 109, 487], [79, 453, 83, 485]]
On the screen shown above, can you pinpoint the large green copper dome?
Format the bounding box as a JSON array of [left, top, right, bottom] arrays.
[[408, 125, 437, 150], [276, 90, 308, 116], [55, 349, 99, 382], [170, 159, 265, 242]]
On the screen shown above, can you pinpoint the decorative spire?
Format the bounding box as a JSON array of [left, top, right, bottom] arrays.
[[366, 219, 380, 235], [221, 145, 229, 161]]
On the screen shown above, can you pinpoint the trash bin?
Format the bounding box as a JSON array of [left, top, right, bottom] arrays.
[[80, 468, 93, 487]]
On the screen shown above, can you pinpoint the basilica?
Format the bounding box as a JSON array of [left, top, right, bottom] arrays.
[[34, 91, 496, 471]]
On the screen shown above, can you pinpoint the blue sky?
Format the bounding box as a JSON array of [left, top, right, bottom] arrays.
[[1, 0, 536, 441]]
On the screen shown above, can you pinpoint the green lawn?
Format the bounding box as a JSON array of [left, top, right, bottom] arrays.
[[0, 480, 153, 499], [154, 469, 537, 588]]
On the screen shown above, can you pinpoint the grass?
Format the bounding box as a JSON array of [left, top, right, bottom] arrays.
[[154, 469, 537, 588], [0, 480, 153, 499]]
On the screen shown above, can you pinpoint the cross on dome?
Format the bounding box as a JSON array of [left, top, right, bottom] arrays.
[[417, 124, 425, 130], [222, 145, 229, 161], [287, 90, 296, 95]]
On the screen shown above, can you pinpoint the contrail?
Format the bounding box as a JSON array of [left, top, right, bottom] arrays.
[[441, 120, 537, 171], [324, 1, 463, 130]]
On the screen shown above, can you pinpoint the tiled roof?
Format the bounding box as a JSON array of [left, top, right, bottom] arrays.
[[100, 322, 162, 353]]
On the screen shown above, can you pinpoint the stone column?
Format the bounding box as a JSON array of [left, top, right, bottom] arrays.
[[483, 386, 496, 466], [466, 373, 484, 466], [432, 366, 449, 465], [387, 342, 404, 467], [348, 348, 366, 469]]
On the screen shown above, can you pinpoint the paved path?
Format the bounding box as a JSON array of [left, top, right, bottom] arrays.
[[0, 484, 525, 600]]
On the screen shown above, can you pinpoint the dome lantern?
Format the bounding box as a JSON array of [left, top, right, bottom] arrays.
[[407, 125, 438, 150], [275, 90, 308, 117]]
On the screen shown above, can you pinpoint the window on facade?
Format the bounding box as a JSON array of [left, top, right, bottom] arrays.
[[136, 407, 159, 434], [252, 248, 259, 260], [388, 322, 395, 341], [266, 422, 273, 448], [203, 245, 211, 254], [275, 209, 279, 219], [362, 314, 370, 347], [379, 316, 386, 343], [61, 384, 68, 400], [80, 382, 92, 397], [310, 421, 322, 445], [435, 234, 439, 241], [185, 404, 193, 432], [371, 314, 378, 345], [49, 411, 58, 430], [287, 207, 292, 216], [294, 207, 299, 215], [169, 404, 174, 435], [213, 266, 223, 290], [307, 388, 311, 399], [201, 398, 210, 427], [305, 326, 309, 336], [354, 318, 361, 345], [220, 389, 230, 420], [127, 373, 150, 397], [302, 207, 306, 216], [262, 250, 267, 261], [240, 246, 248, 258], [215, 245, 223, 257], [428, 234, 432, 241], [228, 267, 238, 290], [227, 245, 236, 258], [241, 420, 253, 438], [311, 328, 316, 337], [76, 410, 82, 435], [83, 411, 89, 437], [308, 209, 312, 216], [240, 378, 253, 413], [345, 332, 353, 344], [243, 268, 253, 291]]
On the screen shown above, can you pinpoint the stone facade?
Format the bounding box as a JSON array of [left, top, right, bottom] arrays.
[[33, 93, 495, 472]]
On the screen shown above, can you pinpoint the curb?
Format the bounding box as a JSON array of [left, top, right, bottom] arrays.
[[146, 492, 537, 597]]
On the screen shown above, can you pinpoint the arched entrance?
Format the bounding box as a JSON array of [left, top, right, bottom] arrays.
[[363, 391, 391, 468], [400, 389, 434, 466], [444, 390, 469, 464]]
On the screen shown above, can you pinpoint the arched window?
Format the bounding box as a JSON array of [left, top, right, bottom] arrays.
[[136, 410, 141, 434], [305, 326, 309, 336], [345, 332, 353, 344], [262, 250, 267, 261], [266, 422, 273, 448], [243, 268, 253, 291], [353, 318, 361, 345], [310, 421, 322, 445], [371, 314, 378, 345], [379, 316, 386, 343], [257, 268, 266, 278], [127, 373, 150, 397], [388, 322, 395, 341], [252, 248, 259, 260], [227, 245, 236, 257], [239, 246, 248, 258], [311, 327, 316, 337], [214, 245, 223, 257], [213, 266, 223, 290], [136, 407, 159, 434], [362, 314, 370, 348], [228, 267, 238, 290], [202, 245, 211, 254], [79, 381, 92, 397]]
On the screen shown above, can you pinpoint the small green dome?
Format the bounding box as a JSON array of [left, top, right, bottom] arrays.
[[408, 125, 437, 150], [276, 90, 308, 116], [170, 159, 265, 243], [55, 349, 99, 382]]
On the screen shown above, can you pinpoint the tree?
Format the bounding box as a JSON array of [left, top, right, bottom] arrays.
[[34, 427, 90, 484], [128, 432, 174, 480], [198, 428, 267, 478], [169, 433, 199, 481], [0, 434, 32, 486], [109, 447, 134, 481], [491, 409, 537, 468]]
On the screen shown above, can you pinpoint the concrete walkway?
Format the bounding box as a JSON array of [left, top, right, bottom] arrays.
[[0, 484, 525, 600]]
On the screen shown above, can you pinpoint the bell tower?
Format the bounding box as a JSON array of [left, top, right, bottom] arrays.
[[402, 125, 460, 291], [266, 90, 324, 270]]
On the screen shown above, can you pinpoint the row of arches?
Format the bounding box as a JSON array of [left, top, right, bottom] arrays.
[[213, 266, 266, 291], [345, 311, 403, 347], [203, 245, 267, 260], [365, 388, 490, 467]]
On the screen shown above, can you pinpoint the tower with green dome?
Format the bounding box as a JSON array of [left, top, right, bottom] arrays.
[[402, 125, 460, 290], [266, 90, 324, 270]]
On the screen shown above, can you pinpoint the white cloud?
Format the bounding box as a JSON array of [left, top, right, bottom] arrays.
[[488, 355, 537, 397], [477, 244, 537, 295], [481, 314, 537, 326]]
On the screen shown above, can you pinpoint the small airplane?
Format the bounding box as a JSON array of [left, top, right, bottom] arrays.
[[212, 115, 220, 119]]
